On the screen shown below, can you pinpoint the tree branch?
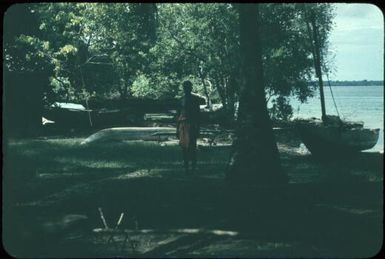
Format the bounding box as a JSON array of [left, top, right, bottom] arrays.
[[159, 19, 205, 62]]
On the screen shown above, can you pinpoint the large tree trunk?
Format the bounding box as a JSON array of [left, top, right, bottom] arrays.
[[226, 4, 288, 185]]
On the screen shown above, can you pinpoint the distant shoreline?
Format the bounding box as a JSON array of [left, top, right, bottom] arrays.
[[310, 80, 383, 86]]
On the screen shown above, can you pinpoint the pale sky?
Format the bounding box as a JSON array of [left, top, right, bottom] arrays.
[[328, 3, 384, 81]]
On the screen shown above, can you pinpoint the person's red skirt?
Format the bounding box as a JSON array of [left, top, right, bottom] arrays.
[[178, 120, 198, 150]]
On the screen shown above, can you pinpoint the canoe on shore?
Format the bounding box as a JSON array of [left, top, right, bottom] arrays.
[[296, 120, 380, 156], [80, 127, 234, 145], [81, 127, 176, 145]]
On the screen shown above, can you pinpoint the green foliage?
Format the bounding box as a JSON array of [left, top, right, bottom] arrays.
[[147, 3, 334, 119], [4, 3, 335, 118], [4, 3, 158, 103], [4, 4, 51, 73], [260, 3, 334, 104], [145, 4, 240, 114], [269, 96, 293, 121]]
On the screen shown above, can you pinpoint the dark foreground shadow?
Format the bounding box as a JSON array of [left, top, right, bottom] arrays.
[[3, 139, 383, 257]]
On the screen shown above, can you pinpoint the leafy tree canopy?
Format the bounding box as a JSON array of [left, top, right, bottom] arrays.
[[4, 3, 334, 120]]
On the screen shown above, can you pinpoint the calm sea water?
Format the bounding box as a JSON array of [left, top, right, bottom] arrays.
[[289, 85, 384, 152]]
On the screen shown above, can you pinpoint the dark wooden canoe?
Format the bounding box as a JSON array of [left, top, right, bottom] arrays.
[[296, 121, 380, 156]]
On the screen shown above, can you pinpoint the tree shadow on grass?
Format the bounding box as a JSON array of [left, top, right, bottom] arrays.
[[3, 138, 383, 257]]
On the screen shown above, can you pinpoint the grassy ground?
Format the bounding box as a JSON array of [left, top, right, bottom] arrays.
[[3, 134, 383, 258]]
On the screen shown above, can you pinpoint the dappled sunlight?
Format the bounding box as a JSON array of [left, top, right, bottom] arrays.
[[351, 170, 383, 182], [42, 214, 88, 233], [368, 175, 383, 182], [254, 242, 292, 251], [37, 172, 84, 179], [175, 228, 200, 234], [315, 204, 376, 215], [114, 169, 163, 180], [333, 207, 375, 215], [5, 135, 383, 257], [7, 138, 83, 149], [54, 157, 129, 169], [16, 149, 41, 157], [44, 138, 84, 146], [99, 228, 239, 236], [211, 230, 238, 236], [173, 228, 238, 237], [191, 239, 293, 256], [16, 181, 97, 207], [87, 225, 298, 257], [4, 2, 384, 257]]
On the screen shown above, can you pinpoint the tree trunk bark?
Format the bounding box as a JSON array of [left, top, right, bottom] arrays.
[[305, 13, 326, 121], [309, 14, 327, 121], [222, 77, 235, 123], [226, 76, 237, 123], [226, 4, 288, 185], [79, 67, 93, 128], [119, 81, 129, 100], [198, 67, 212, 109], [213, 74, 228, 110]]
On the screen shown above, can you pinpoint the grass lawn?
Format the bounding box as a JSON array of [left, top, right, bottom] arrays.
[[3, 136, 383, 257]]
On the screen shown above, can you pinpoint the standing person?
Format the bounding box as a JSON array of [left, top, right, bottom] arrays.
[[176, 80, 205, 172]]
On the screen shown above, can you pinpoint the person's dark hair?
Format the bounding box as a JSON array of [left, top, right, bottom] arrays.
[[182, 80, 193, 93]]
